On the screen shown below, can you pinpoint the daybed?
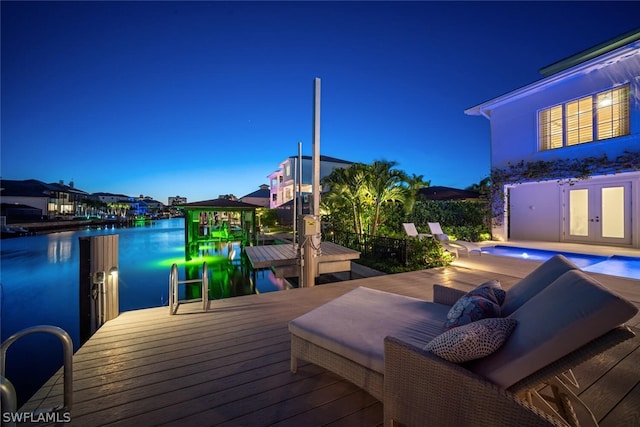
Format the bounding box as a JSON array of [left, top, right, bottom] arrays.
[[288, 255, 638, 427]]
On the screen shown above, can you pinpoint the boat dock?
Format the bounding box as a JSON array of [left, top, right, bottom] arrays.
[[244, 241, 361, 279], [18, 261, 640, 427]]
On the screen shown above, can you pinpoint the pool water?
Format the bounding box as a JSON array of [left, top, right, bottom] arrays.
[[481, 245, 640, 280], [0, 218, 289, 406]]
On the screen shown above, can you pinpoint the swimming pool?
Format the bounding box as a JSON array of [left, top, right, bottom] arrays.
[[481, 245, 640, 280]]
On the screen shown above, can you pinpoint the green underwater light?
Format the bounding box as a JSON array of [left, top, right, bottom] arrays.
[[154, 253, 230, 269]]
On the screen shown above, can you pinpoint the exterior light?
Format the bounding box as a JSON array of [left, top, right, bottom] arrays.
[[599, 97, 612, 107]]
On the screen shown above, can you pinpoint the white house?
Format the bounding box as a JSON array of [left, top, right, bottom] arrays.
[[268, 155, 353, 208], [466, 29, 640, 248]]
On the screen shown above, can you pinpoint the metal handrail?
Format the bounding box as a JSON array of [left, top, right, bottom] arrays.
[[1, 376, 17, 418], [1, 325, 73, 415], [169, 262, 208, 315]]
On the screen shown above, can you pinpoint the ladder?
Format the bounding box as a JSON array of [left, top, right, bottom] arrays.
[[1, 325, 73, 426], [168, 262, 209, 315]]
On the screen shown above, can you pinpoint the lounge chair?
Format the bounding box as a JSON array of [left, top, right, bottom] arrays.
[[428, 221, 482, 256], [289, 255, 638, 426], [402, 222, 430, 240]]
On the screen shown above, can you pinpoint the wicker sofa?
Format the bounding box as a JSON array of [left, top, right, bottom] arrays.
[[288, 255, 638, 427]]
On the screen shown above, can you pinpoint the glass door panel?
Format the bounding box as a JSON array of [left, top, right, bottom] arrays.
[[601, 187, 624, 239], [569, 189, 589, 237], [565, 182, 630, 245]]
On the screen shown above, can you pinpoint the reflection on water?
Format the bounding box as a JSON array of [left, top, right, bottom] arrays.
[[0, 218, 288, 406], [47, 233, 73, 263]]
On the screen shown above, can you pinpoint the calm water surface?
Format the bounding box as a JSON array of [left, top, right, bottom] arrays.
[[0, 218, 286, 406]]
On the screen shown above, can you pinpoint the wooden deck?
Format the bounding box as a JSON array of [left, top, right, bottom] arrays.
[[244, 241, 361, 277], [21, 265, 640, 427]]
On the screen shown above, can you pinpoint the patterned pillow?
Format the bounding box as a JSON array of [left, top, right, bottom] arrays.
[[472, 279, 506, 306], [444, 293, 501, 331], [425, 318, 518, 363]]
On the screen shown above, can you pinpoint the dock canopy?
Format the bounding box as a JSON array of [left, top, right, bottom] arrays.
[[178, 198, 260, 261]]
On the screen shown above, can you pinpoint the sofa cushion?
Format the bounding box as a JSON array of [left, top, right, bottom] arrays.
[[443, 281, 502, 331], [469, 269, 639, 389], [289, 286, 450, 373], [425, 317, 517, 363], [501, 254, 578, 316]]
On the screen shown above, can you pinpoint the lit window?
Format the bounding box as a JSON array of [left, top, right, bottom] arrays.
[[597, 86, 629, 140], [565, 96, 592, 145], [539, 105, 563, 150], [538, 85, 629, 151]]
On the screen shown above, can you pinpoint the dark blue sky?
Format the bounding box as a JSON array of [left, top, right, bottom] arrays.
[[2, 1, 639, 203]]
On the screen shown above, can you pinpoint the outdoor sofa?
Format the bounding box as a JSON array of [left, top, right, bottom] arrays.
[[288, 255, 638, 426]]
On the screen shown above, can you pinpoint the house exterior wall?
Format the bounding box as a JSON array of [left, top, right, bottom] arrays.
[[468, 35, 640, 248], [0, 196, 49, 216], [500, 172, 640, 247], [507, 181, 562, 241], [489, 49, 640, 169]]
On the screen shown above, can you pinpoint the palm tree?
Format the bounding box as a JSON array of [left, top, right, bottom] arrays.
[[321, 163, 369, 234], [363, 160, 409, 236], [404, 173, 431, 214], [466, 177, 491, 196]]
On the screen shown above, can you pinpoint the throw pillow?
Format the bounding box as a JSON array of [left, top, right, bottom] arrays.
[[444, 293, 501, 331], [443, 280, 504, 331], [425, 317, 518, 363], [472, 279, 506, 306]]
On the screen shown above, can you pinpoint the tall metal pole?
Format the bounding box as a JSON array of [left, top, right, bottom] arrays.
[[298, 142, 303, 218], [297, 142, 304, 287], [292, 155, 297, 248], [303, 78, 321, 287], [312, 77, 321, 217]]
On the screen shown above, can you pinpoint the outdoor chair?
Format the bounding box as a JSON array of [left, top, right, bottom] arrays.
[[427, 221, 482, 257], [289, 255, 638, 426], [402, 222, 430, 240]]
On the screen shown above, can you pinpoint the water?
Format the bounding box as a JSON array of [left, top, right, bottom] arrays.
[[482, 245, 640, 280], [0, 218, 288, 406]]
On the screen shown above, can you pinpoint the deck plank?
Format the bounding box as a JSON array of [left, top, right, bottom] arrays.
[[578, 342, 640, 422], [598, 380, 640, 427], [20, 265, 640, 427], [245, 242, 360, 269]]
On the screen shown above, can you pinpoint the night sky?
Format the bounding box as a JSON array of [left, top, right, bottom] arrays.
[[2, 1, 639, 203]]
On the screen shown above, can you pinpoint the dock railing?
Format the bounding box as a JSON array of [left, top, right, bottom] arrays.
[[169, 262, 209, 315], [325, 230, 408, 265], [1, 325, 73, 424]]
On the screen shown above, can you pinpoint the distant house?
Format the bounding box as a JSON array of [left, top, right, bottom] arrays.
[[465, 29, 640, 248], [268, 155, 353, 209], [91, 192, 165, 217], [136, 195, 165, 216], [1, 179, 90, 219], [168, 196, 187, 206], [94, 192, 134, 205], [240, 184, 270, 208]]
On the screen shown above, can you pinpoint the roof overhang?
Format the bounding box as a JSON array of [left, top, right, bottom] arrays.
[[465, 36, 640, 119]]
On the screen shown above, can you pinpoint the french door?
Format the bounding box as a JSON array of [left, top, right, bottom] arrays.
[[564, 182, 631, 245]]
